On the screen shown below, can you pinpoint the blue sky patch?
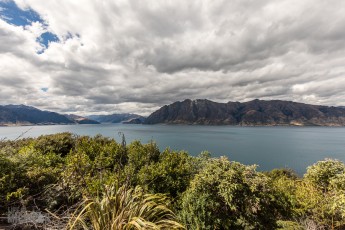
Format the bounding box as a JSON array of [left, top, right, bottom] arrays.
[[40, 87, 49, 92], [0, 0, 41, 26], [0, 0, 59, 51], [38, 31, 59, 48]]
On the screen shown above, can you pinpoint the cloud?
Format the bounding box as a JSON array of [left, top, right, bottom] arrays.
[[0, 0, 345, 115]]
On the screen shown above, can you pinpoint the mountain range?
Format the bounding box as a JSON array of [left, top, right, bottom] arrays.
[[0, 105, 144, 126], [1, 99, 345, 126], [144, 99, 345, 126], [0, 105, 74, 126]]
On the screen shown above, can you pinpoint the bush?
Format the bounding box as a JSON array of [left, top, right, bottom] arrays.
[[33, 132, 75, 156], [304, 159, 345, 191], [137, 149, 197, 198], [180, 157, 285, 229]]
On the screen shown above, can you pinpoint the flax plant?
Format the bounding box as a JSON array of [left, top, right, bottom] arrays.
[[67, 184, 184, 230]]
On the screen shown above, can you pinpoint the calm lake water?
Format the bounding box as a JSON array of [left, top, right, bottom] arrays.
[[1, 124, 345, 175]]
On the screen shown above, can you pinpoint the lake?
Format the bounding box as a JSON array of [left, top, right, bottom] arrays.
[[1, 124, 345, 175]]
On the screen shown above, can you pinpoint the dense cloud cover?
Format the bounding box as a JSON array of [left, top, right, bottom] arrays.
[[1, 0, 345, 115]]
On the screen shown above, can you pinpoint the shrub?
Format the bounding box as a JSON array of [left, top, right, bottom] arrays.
[[137, 149, 197, 198], [180, 157, 285, 229], [304, 159, 345, 191]]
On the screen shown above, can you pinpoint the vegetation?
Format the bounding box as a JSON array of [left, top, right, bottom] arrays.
[[0, 133, 345, 229], [68, 185, 183, 230]]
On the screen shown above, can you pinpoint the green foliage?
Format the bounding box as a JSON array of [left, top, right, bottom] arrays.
[[299, 159, 345, 228], [0, 142, 65, 211], [294, 180, 345, 228], [33, 132, 75, 156], [330, 173, 345, 191], [0, 153, 18, 196], [62, 135, 125, 196], [304, 159, 345, 191], [137, 149, 197, 198], [180, 157, 285, 229], [269, 159, 345, 229], [1, 133, 345, 229], [68, 184, 184, 230], [124, 140, 160, 185], [265, 168, 298, 180], [276, 220, 303, 230]]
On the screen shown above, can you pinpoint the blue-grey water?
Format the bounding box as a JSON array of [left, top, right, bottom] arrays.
[[1, 124, 345, 175]]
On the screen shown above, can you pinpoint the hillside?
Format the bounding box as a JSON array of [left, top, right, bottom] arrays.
[[64, 114, 100, 124], [145, 99, 345, 126], [0, 105, 74, 126], [88, 113, 145, 123]]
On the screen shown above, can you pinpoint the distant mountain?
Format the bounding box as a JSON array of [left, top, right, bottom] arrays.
[[0, 105, 74, 126], [64, 114, 100, 124], [88, 114, 145, 123], [122, 117, 146, 124], [144, 99, 345, 126]]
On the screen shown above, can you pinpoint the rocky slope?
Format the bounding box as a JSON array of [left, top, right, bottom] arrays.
[[144, 99, 345, 126]]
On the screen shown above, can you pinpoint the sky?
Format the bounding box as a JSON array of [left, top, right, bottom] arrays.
[[1, 0, 345, 116]]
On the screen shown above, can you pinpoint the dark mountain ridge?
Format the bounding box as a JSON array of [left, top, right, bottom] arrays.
[[144, 99, 345, 126], [0, 104, 74, 125]]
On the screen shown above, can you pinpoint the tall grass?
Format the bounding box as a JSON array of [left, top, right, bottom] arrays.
[[67, 184, 184, 230]]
